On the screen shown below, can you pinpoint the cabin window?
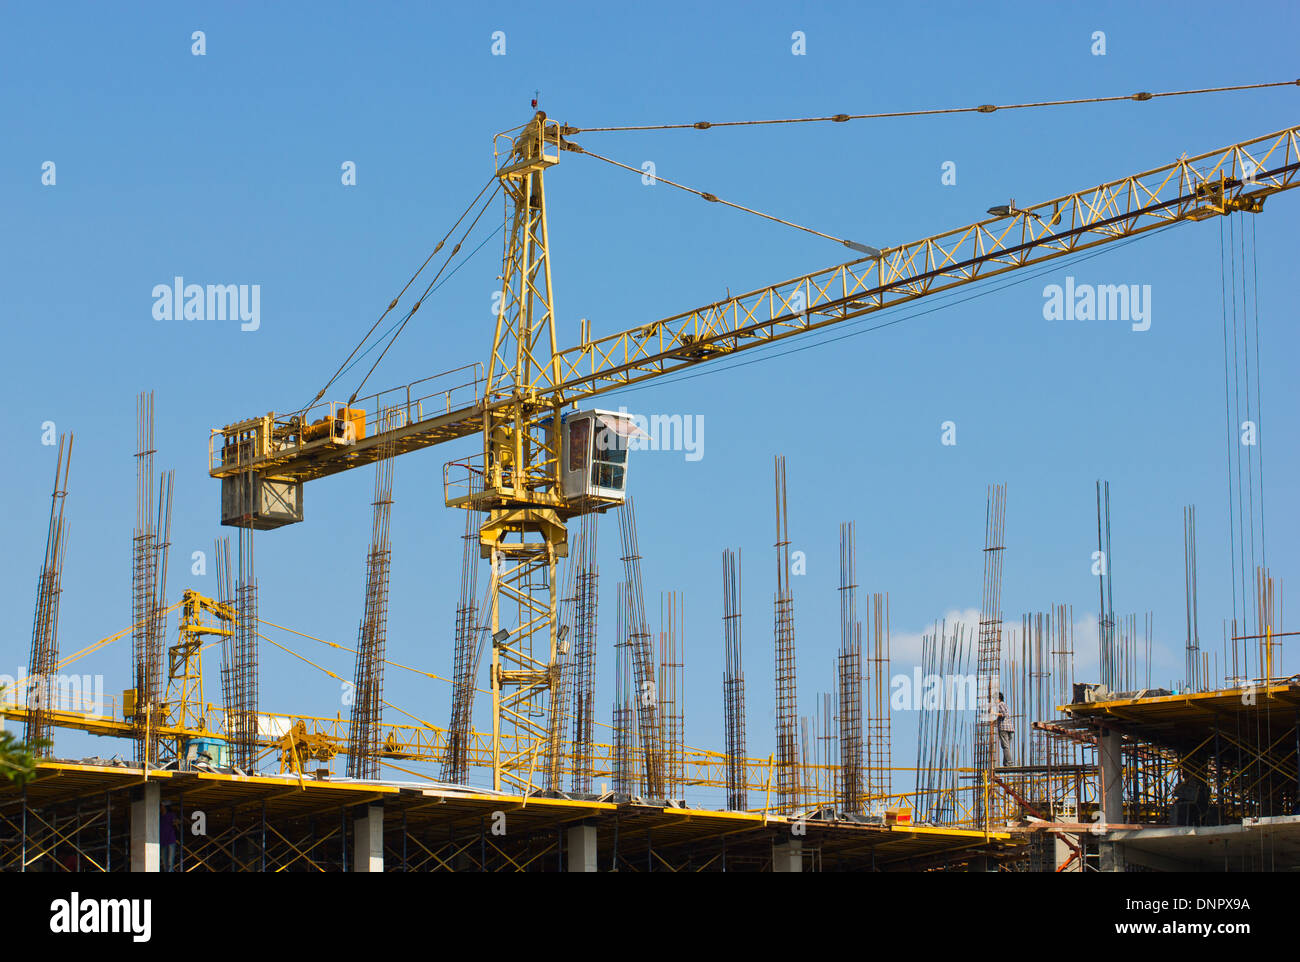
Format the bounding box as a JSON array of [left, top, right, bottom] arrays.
[[590, 424, 627, 490], [568, 418, 590, 473]]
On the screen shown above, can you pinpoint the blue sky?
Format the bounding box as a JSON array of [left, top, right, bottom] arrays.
[[3, 0, 1297, 803]]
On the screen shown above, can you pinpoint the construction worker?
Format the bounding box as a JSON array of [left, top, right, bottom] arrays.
[[160, 802, 179, 872], [1170, 774, 1206, 826], [995, 692, 1014, 766]]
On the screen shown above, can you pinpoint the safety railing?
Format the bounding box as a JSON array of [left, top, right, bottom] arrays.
[[210, 362, 483, 473]]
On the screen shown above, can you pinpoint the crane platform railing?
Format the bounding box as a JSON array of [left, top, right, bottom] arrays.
[[209, 362, 484, 481]]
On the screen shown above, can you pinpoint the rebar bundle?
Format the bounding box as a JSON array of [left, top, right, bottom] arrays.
[[1048, 603, 1079, 771], [866, 591, 892, 799], [1096, 480, 1116, 690], [570, 512, 599, 793], [1017, 611, 1053, 768], [772, 455, 800, 813], [442, 511, 482, 784], [1103, 612, 1153, 693], [612, 582, 639, 795], [837, 522, 863, 814], [216, 536, 234, 723], [543, 526, 582, 791], [214, 538, 233, 604], [973, 483, 1006, 826], [1184, 506, 1202, 690], [657, 591, 685, 798], [132, 393, 173, 766], [818, 692, 837, 807], [346, 411, 399, 780], [224, 505, 259, 770], [915, 620, 973, 824], [721, 548, 747, 811], [1255, 567, 1278, 681], [1219, 215, 1269, 669], [25, 433, 73, 754], [617, 497, 663, 797]]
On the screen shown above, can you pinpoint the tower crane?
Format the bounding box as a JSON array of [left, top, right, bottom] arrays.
[[209, 113, 1300, 791]]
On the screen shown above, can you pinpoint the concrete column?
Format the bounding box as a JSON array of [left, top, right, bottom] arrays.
[[772, 838, 802, 872], [130, 782, 160, 873], [566, 823, 598, 872], [1099, 727, 1124, 823], [1098, 727, 1125, 872], [352, 803, 384, 873]]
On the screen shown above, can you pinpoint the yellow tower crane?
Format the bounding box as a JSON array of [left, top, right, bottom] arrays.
[[208, 115, 1300, 791]]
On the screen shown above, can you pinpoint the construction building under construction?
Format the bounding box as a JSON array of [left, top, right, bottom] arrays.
[[4, 98, 1298, 872]]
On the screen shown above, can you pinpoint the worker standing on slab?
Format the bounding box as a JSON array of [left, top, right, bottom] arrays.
[[995, 692, 1014, 767], [160, 803, 179, 872]]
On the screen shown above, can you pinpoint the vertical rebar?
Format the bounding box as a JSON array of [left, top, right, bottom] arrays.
[[26, 432, 72, 753], [346, 409, 401, 779], [837, 522, 863, 814], [618, 497, 663, 797], [974, 482, 1007, 828], [443, 510, 482, 784], [772, 455, 800, 813], [570, 511, 599, 793], [721, 548, 747, 811]]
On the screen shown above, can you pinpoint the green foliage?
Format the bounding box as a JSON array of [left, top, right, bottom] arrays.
[[0, 684, 45, 787], [0, 729, 42, 787]]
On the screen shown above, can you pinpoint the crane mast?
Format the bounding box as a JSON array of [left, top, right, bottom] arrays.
[[474, 113, 571, 790], [208, 118, 1300, 791]]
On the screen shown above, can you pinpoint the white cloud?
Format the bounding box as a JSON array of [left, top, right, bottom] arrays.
[[891, 607, 982, 668]]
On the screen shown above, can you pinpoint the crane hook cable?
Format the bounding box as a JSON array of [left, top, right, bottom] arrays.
[[576, 143, 877, 252], [331, 220, 505, 386], [299, 175, 500, 416], [345, 181, 502, 405], [571, 79, 1299, 133]]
